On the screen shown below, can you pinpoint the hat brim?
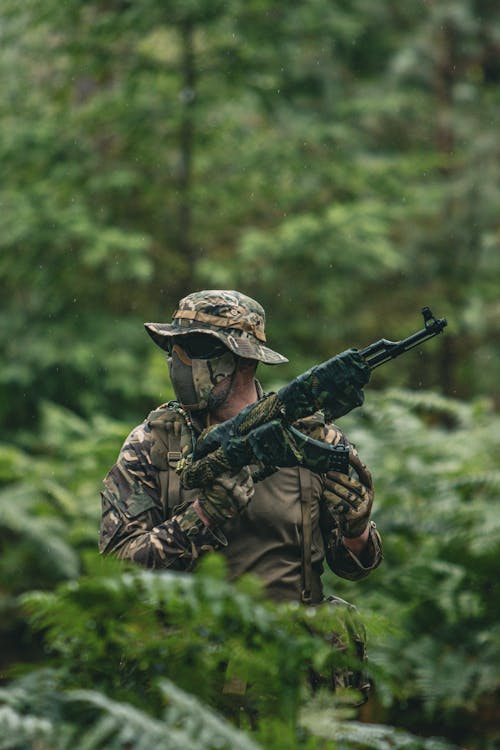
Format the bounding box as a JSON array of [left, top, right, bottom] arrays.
[[144, 321, 288, 365]]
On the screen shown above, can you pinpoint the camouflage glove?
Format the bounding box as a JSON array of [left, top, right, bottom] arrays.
[[323, 449, 374, 539], [197, 466, 255, 526]]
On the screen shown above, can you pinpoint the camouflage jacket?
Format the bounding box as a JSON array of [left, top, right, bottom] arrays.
[[99, 402, 382, 603]]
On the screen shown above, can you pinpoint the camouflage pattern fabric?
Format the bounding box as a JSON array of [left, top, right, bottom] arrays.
[[99, 405, 222, 569], [145, 290, 288, 365], [99, 403, 382, 583], [196, 466, 255, 525], [168, 345, 238, 412], [277, 348, 371, 421], [323, 466, 374, 539]]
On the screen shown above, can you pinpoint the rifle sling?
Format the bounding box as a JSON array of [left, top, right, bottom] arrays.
[[298, 467, 313, 605]]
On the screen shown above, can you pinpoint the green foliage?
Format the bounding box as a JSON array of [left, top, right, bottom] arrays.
[[1, 392, 499, 747], [0, 402, 130, 678], [300, 693, 453, 750], [0, 669, 262, 750], [0, 669, 457, 750], [0, 0, 498, 746], [0, 402, 128, 594], [70, 679, 263, 750], [20, 556, 365, 723], [1, 0, 498, 429], [326, 390, 500, 742], [198, 198, 404, 377]]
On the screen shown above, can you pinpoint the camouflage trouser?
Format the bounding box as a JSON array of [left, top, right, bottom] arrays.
[[308, 595, 371, 706]]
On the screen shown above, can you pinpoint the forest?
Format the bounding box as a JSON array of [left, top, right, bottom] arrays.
[[0, 1, 499, 748]]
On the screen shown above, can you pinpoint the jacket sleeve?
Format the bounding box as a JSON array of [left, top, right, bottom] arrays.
[[98, 422, 222, 570], [323, 521, 383, 581]]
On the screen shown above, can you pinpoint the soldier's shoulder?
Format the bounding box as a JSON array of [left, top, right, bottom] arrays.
[[146, 401, 185, 430]]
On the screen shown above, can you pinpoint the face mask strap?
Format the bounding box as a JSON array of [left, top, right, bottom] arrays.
[[171, 343, 193, 366]]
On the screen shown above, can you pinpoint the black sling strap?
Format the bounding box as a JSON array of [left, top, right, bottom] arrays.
[[298, 466, 313, 605]]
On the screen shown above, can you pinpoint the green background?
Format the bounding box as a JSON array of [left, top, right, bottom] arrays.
[[0, 1, 499, 748]]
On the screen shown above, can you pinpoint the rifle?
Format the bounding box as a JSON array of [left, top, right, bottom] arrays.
[[178, 307, 447, 488], [359, 306, 448, 368]]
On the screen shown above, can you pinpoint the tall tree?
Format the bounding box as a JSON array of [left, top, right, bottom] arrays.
[[1, 0, 498, 431]]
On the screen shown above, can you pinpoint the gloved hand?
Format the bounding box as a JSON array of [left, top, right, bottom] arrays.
[[197, 466, 255, 526], [323, 448, 374, 539]]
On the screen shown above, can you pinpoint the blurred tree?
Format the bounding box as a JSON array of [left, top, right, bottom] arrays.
[[0, 1, 498, 746], [199, 0, 500, 398], [0, 0, 498, 427], [380, 0, 500, 398], [327, 389, 500, 746]]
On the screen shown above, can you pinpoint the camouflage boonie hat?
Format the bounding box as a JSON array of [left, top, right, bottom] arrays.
[[145, 290, 288, 365]]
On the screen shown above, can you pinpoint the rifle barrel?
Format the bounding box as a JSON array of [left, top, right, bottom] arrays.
[[360, 307, 447, 369]]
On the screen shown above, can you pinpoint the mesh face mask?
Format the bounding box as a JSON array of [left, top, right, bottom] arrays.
[[168, 344, 238, 411]]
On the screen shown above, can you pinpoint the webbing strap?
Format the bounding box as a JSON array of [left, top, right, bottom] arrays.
[[159, 468, 169, 513], [167, 450, 182, 514], [298, 467, 313, 605], [158, 431, 182, 516]]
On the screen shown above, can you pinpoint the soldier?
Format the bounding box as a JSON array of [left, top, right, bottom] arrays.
[[99, 290, 382, 605]]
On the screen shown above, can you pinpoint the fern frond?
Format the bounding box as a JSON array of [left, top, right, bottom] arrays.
[[0, 484, 79, 582], [300, 691, 456, 750], [69, 681, 263, 750], [0, 705, 53, 750]]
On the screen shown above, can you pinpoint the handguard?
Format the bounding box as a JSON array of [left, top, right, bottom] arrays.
[[207, 419, 350, 475], [277, 349, 370, 421], [245, 422, 350, 474]]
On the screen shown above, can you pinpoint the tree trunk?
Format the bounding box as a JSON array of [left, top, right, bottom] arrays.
[[177, 21, 196, 284]]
